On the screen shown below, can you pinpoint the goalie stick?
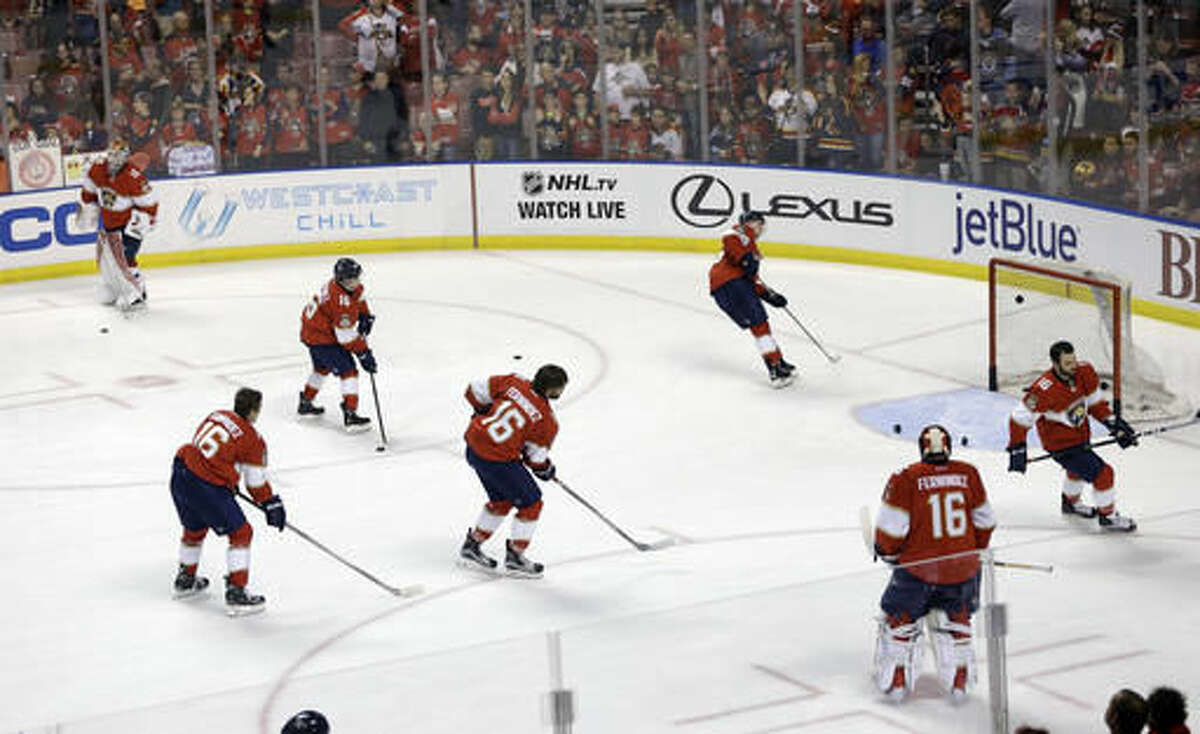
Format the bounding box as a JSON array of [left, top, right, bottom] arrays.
[[236, 491, 423, 598], [1028, 408, 1200, 464], [857, 505, 1052, 573], [552, 478, 674, 551]]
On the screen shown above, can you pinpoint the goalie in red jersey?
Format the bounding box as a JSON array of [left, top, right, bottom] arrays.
[[709, 210, 795, 387], [873, 425, 996, 703], [1006, 340, 1138, 532], [76, 140, 159, 313]]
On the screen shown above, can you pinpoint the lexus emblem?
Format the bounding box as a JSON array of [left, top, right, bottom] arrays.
[[670, 173, 735, 228]]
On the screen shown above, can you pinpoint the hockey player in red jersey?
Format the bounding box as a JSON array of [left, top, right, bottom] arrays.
[[298, 258, 378, 431], [873, 425, 996, 702], [1006, 340, 1138, 531], [76, 140, 159, 312], [709, 210, 795, 386], [458, 364, 568, 578], [169, 388, 286, 615]]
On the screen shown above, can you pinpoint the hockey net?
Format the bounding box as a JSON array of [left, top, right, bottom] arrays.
[[988, 257, 1188, 422]]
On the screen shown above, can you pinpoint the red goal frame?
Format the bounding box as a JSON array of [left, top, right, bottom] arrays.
[[988, 258, 1123, 417]]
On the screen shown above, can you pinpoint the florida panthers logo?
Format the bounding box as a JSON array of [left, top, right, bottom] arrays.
[[1066, 401, 1087, 426]]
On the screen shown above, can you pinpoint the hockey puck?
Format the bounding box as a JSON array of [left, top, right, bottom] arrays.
[[99, 327, 109, 334], [1015, 294, 1025, 304], [375, 446, 385, 452], [513, 354, 522, 360], [961, 435, 969, 446], [892, 423, 902, 434], [1100, 380, 1110, 391]]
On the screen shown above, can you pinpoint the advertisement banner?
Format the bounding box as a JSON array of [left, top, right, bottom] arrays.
[[7, 139, 64, 192], [62, 152, 108, 187], [1, 164, 473, 272]]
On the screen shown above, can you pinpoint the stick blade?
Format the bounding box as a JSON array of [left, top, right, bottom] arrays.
[[858, 505, 875, 559], [389, 584, 426, 598], [636, 538, 676, 552]]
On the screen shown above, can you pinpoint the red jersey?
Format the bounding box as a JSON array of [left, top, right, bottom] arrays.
[[430, 92, 462, 145], [708, 224, 762, 292], [80, 159, 159, 231], [875, 459, 996, 585], [176, 409, 273, 502], [1009, 362, 1112, 452], [300, 278, 371, 353], [464, 374, 558, 468]]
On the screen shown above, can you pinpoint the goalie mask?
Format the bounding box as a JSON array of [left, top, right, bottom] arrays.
[[107, 139, 131, 175], [918, 424, 951, 463]]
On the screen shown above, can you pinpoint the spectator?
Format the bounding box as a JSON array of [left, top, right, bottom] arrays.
[[271, 84, 312, 168], [429, 72, 463, 160], [566, 90, 600, 159], [648, 106, 682, 159], [536, 92, 568, 157], [488, 69, 523, 159], [1148, 686, 1190, 734], [357, 70, 402, 162], [593, 44, 649, 120], [339, 0, 403, 79], [20, 76, 58, 137], [158, 96, 200, 164], [1106, 688, 1148, 734], [232, 86, 269, 169]]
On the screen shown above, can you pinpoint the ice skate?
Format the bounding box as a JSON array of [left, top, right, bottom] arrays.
[[1098, 511, 1137, 532], [297, 392, 325, 417], [1061, 494, 1097, 518], [172, 565, 210, 600], [767, 360, 794, 388], [224, 577, 266, 616], [504, 540, 544, 578], [342, 401, 371, 432], [776, 357, 797, 377], [458, 530, 498, 572]]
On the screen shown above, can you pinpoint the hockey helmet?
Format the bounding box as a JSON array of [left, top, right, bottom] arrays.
[[333, 257, 362, 284], [738, 210, 766, 228], [918, 424, 951, 463], [107, 139, 131, 174], [281, 710, 329, 734]]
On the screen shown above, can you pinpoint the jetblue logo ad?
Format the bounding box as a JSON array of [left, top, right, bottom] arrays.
[[953, 192, 1079, 261]]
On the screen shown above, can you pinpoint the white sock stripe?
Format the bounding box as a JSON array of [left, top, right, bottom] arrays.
[[306, 373, 326, 390], [179, 543, 202, 565], [341, 376, 359, 396], [755, 334, 778, 355], [227, 547, 250, 573], [511, 518, 538, 543], [1092, 487, 1116, 507], [475, 508, 505, 534]]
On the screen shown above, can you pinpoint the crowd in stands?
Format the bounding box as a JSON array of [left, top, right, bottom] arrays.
[[0, 0, 1196, 219]]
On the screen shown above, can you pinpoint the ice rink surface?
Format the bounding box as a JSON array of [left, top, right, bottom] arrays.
[[1, 250, 1198, 734]]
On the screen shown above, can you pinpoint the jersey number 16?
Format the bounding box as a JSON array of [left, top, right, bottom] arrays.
[[194, 421, 231, 459], [927, 491, 967, 539], [480, 400, 527, 443]]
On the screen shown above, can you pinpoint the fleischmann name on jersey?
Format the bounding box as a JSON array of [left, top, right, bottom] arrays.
[[916, 474, 969, 491]]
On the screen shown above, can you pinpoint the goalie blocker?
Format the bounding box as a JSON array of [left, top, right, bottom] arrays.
[[873, 425, 996, 703]]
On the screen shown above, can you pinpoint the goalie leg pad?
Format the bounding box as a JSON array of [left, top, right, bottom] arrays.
[[874, 615, 923, 699], [928, 609, 975, 699]]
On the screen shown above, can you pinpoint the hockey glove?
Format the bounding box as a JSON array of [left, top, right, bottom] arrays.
[[358, 349, 378, 373], [1103, 416, 1138, 448], [738, 252, 760, 278], [262, 495, 286, 531], [874, 543, 900, 565], [1006, 443, 1027, 473], [357, 312, 375, 336], [531, 462, 556, 482], [760, 288, 788, 308]]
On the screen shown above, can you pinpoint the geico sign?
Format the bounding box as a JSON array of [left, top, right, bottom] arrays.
[[1158, 229, 1200, 303], [1, 203, 96, 252], [670, 173, 894, 228]]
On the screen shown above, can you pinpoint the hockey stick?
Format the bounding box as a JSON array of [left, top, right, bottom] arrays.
[[780, 304, 841, 363], [1028, 409, 1200, 464], [857, 505, 1052, 573], [367, 371, 388, 451], [236, 491, 423, 598], [552, 478, 674, 551]]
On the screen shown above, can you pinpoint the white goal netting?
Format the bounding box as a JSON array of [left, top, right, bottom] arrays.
[[989, 258, 1189, 422]]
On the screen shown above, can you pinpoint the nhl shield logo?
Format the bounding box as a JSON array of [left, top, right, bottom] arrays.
[[522, 171, 545, 196]]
